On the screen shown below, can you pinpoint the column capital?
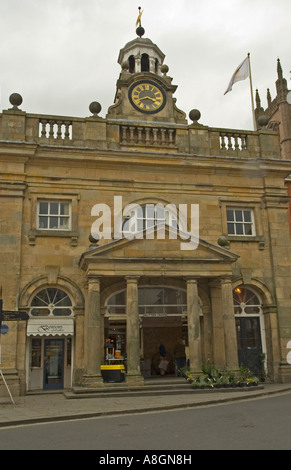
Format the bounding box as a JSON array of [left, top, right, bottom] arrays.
[[220, 275, 233, 285], [87, 275, 102, 287], [185, 277, 199, 285], [125, 276, 140, 283]]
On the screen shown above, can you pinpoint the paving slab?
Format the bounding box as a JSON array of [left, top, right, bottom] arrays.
[[0, 383, 291, 428]]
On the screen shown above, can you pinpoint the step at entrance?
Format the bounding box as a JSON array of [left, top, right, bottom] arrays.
[[64, 377, 191, 399]]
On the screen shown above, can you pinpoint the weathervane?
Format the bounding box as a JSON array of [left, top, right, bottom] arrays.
[[136, 6, 143, 27], [136, 6, 145, 38]]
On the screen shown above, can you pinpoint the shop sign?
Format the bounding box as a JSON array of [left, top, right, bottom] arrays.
[[1, 311, 29, 321], [141, 313, 167, 318], [37, 324, 65, 334]]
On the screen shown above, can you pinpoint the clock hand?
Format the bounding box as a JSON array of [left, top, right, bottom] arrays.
[[139, 96, 156, 102]]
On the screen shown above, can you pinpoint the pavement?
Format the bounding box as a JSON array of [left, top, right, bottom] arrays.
[[1, 382, 291, 428]]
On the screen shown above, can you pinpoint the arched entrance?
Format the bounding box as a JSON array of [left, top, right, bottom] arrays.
[[105, 286, 193, 376], [26, 287, 74, 391], [233, 286, 265, 375]]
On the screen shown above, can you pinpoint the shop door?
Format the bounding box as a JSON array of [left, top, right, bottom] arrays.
[[236, 317, 262, 375], [43, 339, 64, 390]]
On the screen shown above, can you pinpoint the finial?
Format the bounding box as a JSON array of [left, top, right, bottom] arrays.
[[255, 89, 261, 109], [277, 58, 283, 79], [9, 93, 23, 110], [267, 88, 272, 107]]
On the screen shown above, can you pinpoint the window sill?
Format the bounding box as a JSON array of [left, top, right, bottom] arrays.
[[227, 235, 265, 249], [28, 229, 79, 247]]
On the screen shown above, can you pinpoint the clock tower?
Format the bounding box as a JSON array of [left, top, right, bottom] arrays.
[[107, 24, 187, 124]]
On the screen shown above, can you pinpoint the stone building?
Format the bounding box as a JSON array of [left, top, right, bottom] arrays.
[[0, 26, 291, 396]]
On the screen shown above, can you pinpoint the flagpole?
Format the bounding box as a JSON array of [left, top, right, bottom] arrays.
[[248, 53, 257, 131]]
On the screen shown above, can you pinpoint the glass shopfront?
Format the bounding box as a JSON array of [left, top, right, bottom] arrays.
[[28, 336, 72, 391]]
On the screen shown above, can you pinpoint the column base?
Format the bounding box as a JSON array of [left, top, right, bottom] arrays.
[[126, 374, 145, 387], [189, 369, 203, 380], [82, 374, 104, 388]]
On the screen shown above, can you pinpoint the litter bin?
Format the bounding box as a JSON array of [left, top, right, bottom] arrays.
[[101, 365, 125, 383]]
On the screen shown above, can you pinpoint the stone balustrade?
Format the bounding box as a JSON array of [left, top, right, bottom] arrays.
[[0, 107, 281, 159], [219, 131, 247, 151], [39, 118, 73, 141], [120, 124, 176, 147]]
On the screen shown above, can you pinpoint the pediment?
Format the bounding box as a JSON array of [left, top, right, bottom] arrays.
[[79, 226, 239, 274]]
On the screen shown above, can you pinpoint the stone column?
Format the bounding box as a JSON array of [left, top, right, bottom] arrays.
[[210, 281, 226, 369], [221, 277, 239, 370], [126, 277, 144, 385], [83, 276, 103, 387], [187, 279, 202, 374], [74, 311, 85, 386]]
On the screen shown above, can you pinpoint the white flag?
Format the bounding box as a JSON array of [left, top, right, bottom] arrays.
[[224, 56, 249, 95]]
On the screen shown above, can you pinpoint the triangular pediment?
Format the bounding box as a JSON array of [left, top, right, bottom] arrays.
[[79, 226, 239, 275]]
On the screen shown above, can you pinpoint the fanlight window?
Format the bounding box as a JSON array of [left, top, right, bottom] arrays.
[[30, 288, 73, 317], [233, 287, 262, 315], [107, 287, 187, 316]]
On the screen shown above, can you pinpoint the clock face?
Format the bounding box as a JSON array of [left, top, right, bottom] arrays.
[[129, 80, 166, 114]]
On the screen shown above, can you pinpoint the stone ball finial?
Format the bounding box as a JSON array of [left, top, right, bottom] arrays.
[[161, 64, 169, 76], [257, 114, 269, 128], [217, 235, 229, 247], [9, 93, 23, 109], [89, 101, 102, 116], [189, 109, 201, 123], [89, 233, 99, 245], [136, 26, 145, 38], [121, 60, 129, 71]]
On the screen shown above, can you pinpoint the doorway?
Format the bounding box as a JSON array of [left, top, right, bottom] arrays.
[[43, 339, 65, 390], [236, 317, 263, 375]]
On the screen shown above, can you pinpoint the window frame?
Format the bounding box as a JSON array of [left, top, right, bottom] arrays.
[[29, 287, 73, 318], [28, 192, 80, 246], [37, 200, 72, 231], [226, 207, 256, 237]]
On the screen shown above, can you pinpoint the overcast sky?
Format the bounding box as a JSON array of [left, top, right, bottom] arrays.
[[1, 0, 290, 130]]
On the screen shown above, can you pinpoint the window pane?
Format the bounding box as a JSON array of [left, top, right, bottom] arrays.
[[146, 205, 155, 218], [60, 203, 69, 215], [235, 210, 243, 222], [156, 206, 165, 219], [227, 223, 235, 235], [31, 290, 50, 306], [39, 202, 48, 214], [243, 210, 252, 222], [245, 306, 260, 314], [49, 217, 59, 229], [31, 308, 50, 317], [60, 217, 69, 229], [227, 209, 234, 221], [53, 308, 72, 316], [66, 338, 72, 366], [244, 223, 253, 235], [31, 339, 42, 367], [236, 224, 244, 235], [50, 202, 59, 215], [39, 217, 48, 229], [146, 218, 155, 229]]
